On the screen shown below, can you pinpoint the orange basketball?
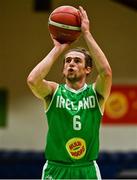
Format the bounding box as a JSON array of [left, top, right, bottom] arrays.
[[48, 6, 81, 43]]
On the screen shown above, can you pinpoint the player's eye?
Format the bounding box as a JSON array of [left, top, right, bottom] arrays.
[[74, 58, 81, 63], [65, 57, 71, 63]]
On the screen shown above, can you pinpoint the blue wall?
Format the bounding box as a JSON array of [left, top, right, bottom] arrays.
[[0, 151, 137, 179]]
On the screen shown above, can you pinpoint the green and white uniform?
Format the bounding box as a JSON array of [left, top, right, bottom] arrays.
[[42, 84, 103, 179]]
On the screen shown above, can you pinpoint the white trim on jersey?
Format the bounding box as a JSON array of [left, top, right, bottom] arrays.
[[64, 83, 88, 94], [45, 84, 59, 113], [92, 83, 103, 116]]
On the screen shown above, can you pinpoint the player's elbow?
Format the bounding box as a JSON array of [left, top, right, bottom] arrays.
[[102, 65, 112, 78], [27, 74, 37, 87], [105, 66, 112, 77], [101, 66, 112, 83]]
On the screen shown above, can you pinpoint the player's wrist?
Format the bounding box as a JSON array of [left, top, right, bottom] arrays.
[[53, 45, 67, 55], [83, 30, 91, 37]]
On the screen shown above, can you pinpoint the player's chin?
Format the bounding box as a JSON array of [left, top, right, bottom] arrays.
[[67, 74, 78, 81], [67, 72, 76, 77]]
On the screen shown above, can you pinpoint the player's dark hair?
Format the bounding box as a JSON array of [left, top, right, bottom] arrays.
[[65, 47, 93, 68]]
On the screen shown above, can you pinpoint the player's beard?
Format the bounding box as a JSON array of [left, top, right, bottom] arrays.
[[66, 73, 83, 82]]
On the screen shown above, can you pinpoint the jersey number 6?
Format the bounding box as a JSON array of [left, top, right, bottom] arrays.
[[73, 115, 81, 130]]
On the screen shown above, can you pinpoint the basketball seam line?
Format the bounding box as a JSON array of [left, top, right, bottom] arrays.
[[48, 19, 81, 31]]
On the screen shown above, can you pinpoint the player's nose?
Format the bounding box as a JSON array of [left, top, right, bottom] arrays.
[[69, 59, 75, 66]]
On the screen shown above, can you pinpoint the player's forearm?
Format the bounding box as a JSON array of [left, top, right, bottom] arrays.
[[83, 31, 112, 76], [27, 46, 62, 84]]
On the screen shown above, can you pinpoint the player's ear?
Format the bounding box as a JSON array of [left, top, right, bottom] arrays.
[[86, 66, 92, 75]]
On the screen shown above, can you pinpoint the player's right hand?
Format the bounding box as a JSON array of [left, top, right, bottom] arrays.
[[50, 34, 70, 51]]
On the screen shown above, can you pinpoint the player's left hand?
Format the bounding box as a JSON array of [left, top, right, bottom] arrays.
[[79, 6, 90, 34]]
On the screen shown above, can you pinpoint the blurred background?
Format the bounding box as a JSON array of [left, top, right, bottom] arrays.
[[0, 0, 137, 179]]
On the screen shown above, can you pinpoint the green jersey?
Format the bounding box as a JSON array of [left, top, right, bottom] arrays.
[[45, 83, 102, 164]]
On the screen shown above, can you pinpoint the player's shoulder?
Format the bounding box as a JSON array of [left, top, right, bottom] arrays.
[[86, 83, 95, 91], [46, 81, 59, 93]]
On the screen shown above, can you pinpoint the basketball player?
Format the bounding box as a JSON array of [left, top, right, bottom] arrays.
[[27, 6, 112, 179]]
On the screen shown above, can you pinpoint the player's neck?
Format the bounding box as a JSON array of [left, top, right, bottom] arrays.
[[65, 79, 86, 90]]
